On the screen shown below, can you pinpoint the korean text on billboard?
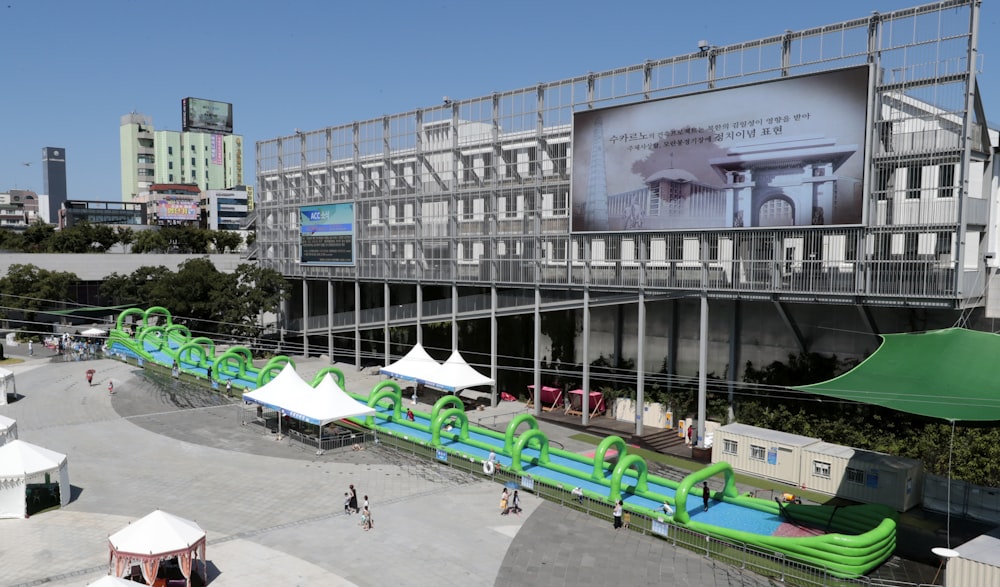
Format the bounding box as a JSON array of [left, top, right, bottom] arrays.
[[299, 203, 355, 265]]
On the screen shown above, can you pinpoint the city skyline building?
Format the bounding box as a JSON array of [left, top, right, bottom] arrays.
[[119, 112, 243, 202], [42, 146, 67, 223]]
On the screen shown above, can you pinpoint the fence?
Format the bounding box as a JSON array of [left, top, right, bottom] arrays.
[[373, 427, 936, 587], [923, 473, 1000, 524]]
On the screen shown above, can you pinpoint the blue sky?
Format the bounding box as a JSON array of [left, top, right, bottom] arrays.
[[2, 0, 998, 200]]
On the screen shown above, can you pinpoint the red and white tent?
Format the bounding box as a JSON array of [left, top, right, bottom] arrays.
[[108, 510, 207, 586]]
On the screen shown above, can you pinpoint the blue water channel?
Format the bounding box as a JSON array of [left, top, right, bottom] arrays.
[[375, 409, 786, 535]]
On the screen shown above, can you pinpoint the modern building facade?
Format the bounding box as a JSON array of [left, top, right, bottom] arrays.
[[0, 190, 40, 229], [42, 147, 67, 222], [120, 113, 243, 202], [204, 186, 250, 231], [59, 200, 147, 229], [255, 1, 997, 431]]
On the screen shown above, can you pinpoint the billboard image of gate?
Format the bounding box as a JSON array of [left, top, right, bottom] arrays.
[[571, 66, 871, 232], [299, 203, 355, 265]]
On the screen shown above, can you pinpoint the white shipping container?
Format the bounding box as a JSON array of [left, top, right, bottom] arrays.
[[712, 423, 819, 486], [800, 442, 923, 511]]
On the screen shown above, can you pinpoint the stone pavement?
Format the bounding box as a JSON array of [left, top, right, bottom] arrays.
[[0, 354, 772, 586]]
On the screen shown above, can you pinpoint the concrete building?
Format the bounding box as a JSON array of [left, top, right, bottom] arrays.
[[0, 190, 40, 229], [204, 186, 250, 231], [120, 113, 243, 202], [41, 147, 67, 223], [254, 1, 997, 433], [59, 200, 147, 229]]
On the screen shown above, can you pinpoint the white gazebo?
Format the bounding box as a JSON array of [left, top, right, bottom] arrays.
[[0, 439, 70, 519], [0, 414, 17, 446], [108, 510, 207, 586], [0, 366, 15, 405], [426, 350, 497, 405]]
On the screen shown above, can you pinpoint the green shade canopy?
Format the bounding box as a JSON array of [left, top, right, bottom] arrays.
[[794, 328, 1000, 422]]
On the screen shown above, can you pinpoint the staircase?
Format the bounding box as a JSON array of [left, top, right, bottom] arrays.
[[638, 429, 687, 455]]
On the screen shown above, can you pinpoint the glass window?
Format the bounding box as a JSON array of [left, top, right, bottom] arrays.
[[722, 439, 738, 455], [813, 460, 831, 479], [168, 146, 173, 155], [750, 445, 765, 461], [846, 467, 865, 484]]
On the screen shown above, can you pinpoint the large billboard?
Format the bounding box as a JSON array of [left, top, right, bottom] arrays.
[[571, 66, 870, 232], [182, 97, 234, 134], [300, 203, 355, 265], [157, 200, 200, 222]]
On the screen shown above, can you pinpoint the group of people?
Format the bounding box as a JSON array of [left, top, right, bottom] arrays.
[[499, 487, 521, 516], [343, 484, 373, 531]]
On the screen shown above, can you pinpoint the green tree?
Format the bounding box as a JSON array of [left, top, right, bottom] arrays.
[[0, 264, 78, 326], [132, 229, 169, 253], [21, 221, 55, 252], [211, 230, 243, 253], [115, 226, 136, 253]]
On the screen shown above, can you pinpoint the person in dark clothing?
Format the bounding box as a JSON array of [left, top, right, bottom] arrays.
[[702, 482, 711, 512], [349, 484, 359, 513]]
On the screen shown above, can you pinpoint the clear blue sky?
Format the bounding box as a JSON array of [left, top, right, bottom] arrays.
[[2, 0, 998, 200]]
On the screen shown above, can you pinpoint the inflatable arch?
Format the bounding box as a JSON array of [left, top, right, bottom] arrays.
[[115, 308, 145, 332], [673, 461, 741, 524], [592, 435, 629, 480], [511, 428, 550, 474], [144, 306, 173, 327], [175, 342, 209, 369], [431, 395, 465, 424], [137, 326, 168, 353], [609, 454, 649, 503], [311, 367, 346, 388], [366, 382, 402, 427], [503, 413, 540, 454], [431, 407, 469, 447], [215, 348, 252, 379], [165, 324, 193, 343]]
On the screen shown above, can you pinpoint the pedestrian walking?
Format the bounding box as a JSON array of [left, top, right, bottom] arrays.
[[702, 482, 711, 512], [361, 506, 371, 531], [344, 492, 352, 515], [349, 484, 359, 513], [612, 500, 623, 529], [500, 491, 509, 515], [28, 341, 33, 356], [511, 490, 521, 515], [206, 364, 213, 381], [363, 495, 372, 528], [86, 369, 94, 386], [108, 381, 115, 395], [226, 379, 232, 395]]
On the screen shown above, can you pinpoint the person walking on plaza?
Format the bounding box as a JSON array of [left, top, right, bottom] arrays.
[[702, 482, 711, 512], [612, 500, 623, 529], [349, 484, 359, 514], [108, 380, 115, 395], [86, 370, 94, 386], [363, 495, 372, 528], [511, 490, 521, 515], [344, 492, 352, 515], [28, 341, 33, 356]]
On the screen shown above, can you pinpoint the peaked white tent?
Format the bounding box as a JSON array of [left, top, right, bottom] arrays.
[[87, 576, 139, 586], [0, 366, 14, 405], [0, 439, 70, 519], [427, 351, 496, 395], [379, 342, 441, 383], [242, 364, 376, 438], [0, 414, 17, 447], [108, 509, 207, 586]]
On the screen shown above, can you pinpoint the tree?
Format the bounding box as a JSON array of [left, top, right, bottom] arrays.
[[115, 226, 136, 253], [132, 229, 169, 253], [210, 230, 243, 253], [21, 221, 55, 252], [215, 263, 288, 340], [0, 264, 78, 326], [99, 266, 172, 306]]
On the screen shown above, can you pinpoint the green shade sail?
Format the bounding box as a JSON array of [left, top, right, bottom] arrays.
[[794, 328, 1000, 422]]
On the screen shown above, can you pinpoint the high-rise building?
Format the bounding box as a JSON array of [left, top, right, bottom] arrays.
[[42, 147, 67, 222], [119, 112, 243, 202]]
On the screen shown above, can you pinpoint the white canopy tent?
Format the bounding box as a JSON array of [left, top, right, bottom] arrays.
[[242, 364, 375, 438], [427, 350, 497, 405], [0, 439, 70, 519], [81, 327, 108, 337], [379, 342, 441, 383], [0, 414, 17, 446], [0, 366, 15, 405], [108, 509, 207, 586]]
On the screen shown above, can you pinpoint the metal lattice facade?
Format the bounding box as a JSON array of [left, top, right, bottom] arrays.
[[256, 1, 990, 310]]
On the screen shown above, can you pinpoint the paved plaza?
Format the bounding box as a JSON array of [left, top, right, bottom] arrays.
[[0, 353, 778, 587]]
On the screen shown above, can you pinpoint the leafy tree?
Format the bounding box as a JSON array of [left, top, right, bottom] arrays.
[[99, 266, 172, 306], [90, 224, 119, 252], [48, 226, 91, 253], [0, 263, 78, 323], [132, 229, 169, 253], [211, 230, 243, 253], [21, 221, 55, 252], [115, 226, 136, 253]]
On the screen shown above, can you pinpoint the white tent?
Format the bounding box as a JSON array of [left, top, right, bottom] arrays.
[[108, 509, 207, 586], [242, 364, 376, 435], [0, 439, 70, 519], [379, 342, 441, 383], [0, 366, 15, 405], [0, 414, 17, 446], [426, 350, 496, 404], [81, 327, 108, 337]]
